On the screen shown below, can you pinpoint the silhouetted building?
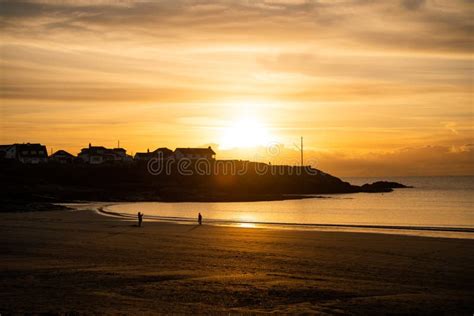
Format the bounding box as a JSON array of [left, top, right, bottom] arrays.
[[174, 147, 216, 160], [49, 150, 75, 164], [0, 145, 14, 160], [134, 147, 173, 161], [78, 143, 133, 164], [0, 143, 48, 164]]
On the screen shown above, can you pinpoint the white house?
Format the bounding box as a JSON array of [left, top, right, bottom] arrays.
[[0, 143, 48, 164]]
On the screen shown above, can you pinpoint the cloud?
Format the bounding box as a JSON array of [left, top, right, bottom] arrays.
[[1, 0, 472, 102], [1, 0, 472, 176], [259, 52, 472, 85], [217, 143, 474, 176], [443, 122, 459, 135], [1, 0, 472, 54], [401, 0, 425, 10]]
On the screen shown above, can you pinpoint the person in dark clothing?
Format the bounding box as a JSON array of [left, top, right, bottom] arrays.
[[198, 213, 202, 225], [138, 212, 143, 227]]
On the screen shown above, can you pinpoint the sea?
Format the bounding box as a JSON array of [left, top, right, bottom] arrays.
[[101, 176, 474, 239]]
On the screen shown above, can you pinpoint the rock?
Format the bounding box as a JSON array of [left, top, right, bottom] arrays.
[[360, 181, 412, 193]]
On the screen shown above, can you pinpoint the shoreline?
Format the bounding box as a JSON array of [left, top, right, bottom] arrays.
[[1, 208, 472, 314], [1, 199, 471, 240], [95, 204, 474, 240]]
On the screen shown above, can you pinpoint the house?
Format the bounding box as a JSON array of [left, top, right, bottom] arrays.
[[78, 143, 133, 164], [111, 148, 130, 162], [0, 143, 48, 164], [0, 145, 16, 160], [134, 147, 173, 161], [174, 146, 216, 160], [49, 150, 75, 164]]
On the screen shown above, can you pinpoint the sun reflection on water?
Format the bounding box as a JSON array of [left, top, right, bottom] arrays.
[[239, 222, 257, 228], [238, 214, 258, 228]]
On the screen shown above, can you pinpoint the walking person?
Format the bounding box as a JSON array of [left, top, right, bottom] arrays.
[[198, 212, 202, 225], [138, 212, 143, 227]]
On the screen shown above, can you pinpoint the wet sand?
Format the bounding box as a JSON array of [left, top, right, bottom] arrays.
[[1, 209, 473, 314]]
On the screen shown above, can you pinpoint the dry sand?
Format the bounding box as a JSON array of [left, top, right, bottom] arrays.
[[1, 208, 473, 314]]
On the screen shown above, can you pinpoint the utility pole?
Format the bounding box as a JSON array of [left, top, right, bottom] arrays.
[[301, 136, 303, 168], [117, 140, 120, 148]]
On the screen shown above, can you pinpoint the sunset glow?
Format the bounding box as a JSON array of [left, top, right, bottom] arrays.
[[1, 1, 473, 313], [0, 0, 472, 176], [220, 117, 273, 149]]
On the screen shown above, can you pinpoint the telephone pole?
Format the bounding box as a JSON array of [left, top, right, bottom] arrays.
[[300, 136, 303, 168]]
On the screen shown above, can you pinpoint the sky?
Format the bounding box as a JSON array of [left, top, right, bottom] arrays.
[[0, 0, 472, 176]]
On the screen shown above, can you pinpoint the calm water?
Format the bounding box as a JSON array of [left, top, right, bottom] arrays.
[[105, 176, 474, 238]]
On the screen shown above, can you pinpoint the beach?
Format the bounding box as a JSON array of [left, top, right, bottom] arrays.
[[1, 208, 473, 314]]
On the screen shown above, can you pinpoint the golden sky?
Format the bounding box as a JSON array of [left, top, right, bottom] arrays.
[[0, 0, 472, 176]]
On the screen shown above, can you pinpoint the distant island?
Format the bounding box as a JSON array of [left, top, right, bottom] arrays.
[[0, 143, 410, 211]]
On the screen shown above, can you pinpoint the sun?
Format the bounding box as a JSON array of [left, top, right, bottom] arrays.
[[220, 117, 272, 149]]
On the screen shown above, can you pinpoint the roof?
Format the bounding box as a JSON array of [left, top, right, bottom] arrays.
[[134, 152, 153, 158], [0, 144, 13, 151], [80, 146, 105, 154], [15, 143, 48, 158], [15, 143, 45, 150], [153, 147, 173, 157], [80, 146, 126, 155], [175, 147, 216, 155], [135, 147, 173, 159], [50, 150, 75, 158], [153, 147, 173, 154]]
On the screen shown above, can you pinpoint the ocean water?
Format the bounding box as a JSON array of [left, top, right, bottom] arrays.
[[104, 176, 474, 238]]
